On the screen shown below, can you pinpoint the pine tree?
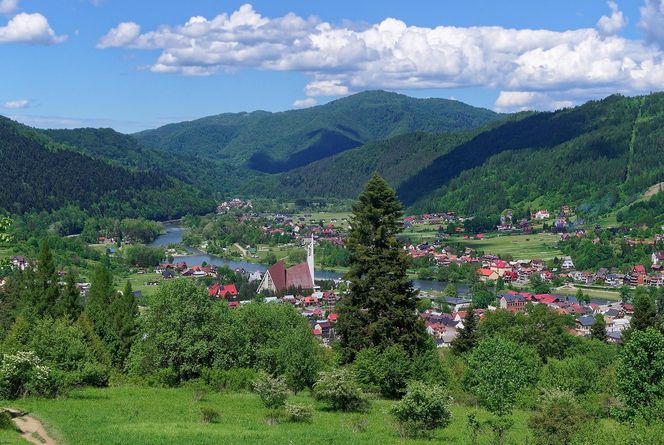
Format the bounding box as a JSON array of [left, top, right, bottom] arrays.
[[590, 314, 607, 342], [336, 174, 429, 363], [451, 306, 479, 354], [36, 238, 60, 317]]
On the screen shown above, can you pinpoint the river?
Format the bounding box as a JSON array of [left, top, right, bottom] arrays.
[[149, 225, 470, 295]]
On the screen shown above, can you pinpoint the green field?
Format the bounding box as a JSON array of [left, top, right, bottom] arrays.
[[457, 233, 563, 260], [2, 387, 536, 445], [553, 284, 621, 302], [0, 429, 29, 445]]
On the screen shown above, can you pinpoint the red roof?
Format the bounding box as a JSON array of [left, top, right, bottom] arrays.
[[327, 313, 338, 322], [266, 261, 287, 292], [208, 283, 220, 297], [285, 262, 314, 290], [478, 268, 495, 277], [633, 264, 646, 274], [219, 284, 238, 297]]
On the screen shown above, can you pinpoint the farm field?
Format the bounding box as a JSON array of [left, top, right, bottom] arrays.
[[2, 387, 535, 445], [457, 233, 563, 260]]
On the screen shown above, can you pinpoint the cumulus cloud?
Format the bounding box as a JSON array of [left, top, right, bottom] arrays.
[[0, 0, 18, 14], [0, 12, 66, 44], [98, 3, 664, 111], [292, 98, 317, 109], [3, 98, 30, 109], [597, 1, 627, 35], [97, 21, 140, 48], [639, 0, 664, 48]]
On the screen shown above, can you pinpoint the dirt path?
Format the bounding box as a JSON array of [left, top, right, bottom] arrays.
[[3, 408, 57, 445]]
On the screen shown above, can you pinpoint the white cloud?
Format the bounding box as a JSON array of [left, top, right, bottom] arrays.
[[597, 1, 627, 35], [495, 91, 574, 112], [3, 98, 30, 109], [305, 80, 349, 97], [0, 12, 66, 45], [639, 0, 664, 48], [98, 3, 664, 111], [292, 98, 317, 109], [0, 0, 18, 14], [97, 21, 140, 48]]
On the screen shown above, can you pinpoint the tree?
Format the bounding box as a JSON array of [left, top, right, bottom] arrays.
[[336, 175, 428, 363], [529, 390, 588, 445], [264, 252, 277, 266], [451, 307, 478, 354], [390, 382, 452, 438], [575, 288, 590, 305], [529, 274, 551, 294], [495, 276, 505, 292], [57, 269, 82, 320], [35, 238, 59, 318], [627, 292, 659, 336], [443, 283, 458, 298], [590, 314, 607, 342], [85, 263, 115, 343], [127, 280, 227, 382], [463, 336, 540, 416], [312, 368, 368, 412], [616, 328, 664, 416], [619, 286, 632, 303], [106, 281, 138, 367]]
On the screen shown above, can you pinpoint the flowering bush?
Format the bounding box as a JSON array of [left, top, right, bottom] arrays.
[[284, 403, 313, 423], [252, 374, 289, 409], [0, 352, 52, 399], [391, 382, 453, 438]]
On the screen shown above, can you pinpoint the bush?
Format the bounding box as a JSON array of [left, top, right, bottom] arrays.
[[0, 352, 52, 399], [252, 374, 289, 409], [528, 389, 589, 445], [0, 411, 16, 431], [200, 368, 259, 392], [313, 369, 368, 412], [200, 406, 221, 423], [284, 403, 313, 423], [353, 345, 411, 399], [390, 382, 453, 438]]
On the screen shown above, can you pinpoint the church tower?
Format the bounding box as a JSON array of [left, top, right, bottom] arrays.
[[307, 234, 315, 284]]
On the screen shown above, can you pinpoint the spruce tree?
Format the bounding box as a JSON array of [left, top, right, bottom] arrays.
[[630, 292, 659, 333], [57, 269, 82, 320], [451, 306, 478, 354], [590, 313, 607, 342], [36, 238, 60, 317], [336, 174, 428, 363], [85, 263, 114, 341], [107, 281, 138, 366]]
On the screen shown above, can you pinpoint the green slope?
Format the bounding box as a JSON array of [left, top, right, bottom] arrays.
[[134, 90, 500, 173], [0, 117, 214, 219]]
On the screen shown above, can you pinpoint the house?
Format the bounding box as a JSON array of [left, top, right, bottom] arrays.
[[561, 256, 575, 269], [10, 256, 28, 271], [477, 268, 499, 282], [499, 294, 526, 312], [575, 315, 596, 336], [534, 210, 550, 220], [630, 265, 647, 286], [652, 252, 664, 266], [161, 269, 176, 279]]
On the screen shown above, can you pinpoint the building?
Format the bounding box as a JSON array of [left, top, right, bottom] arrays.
[[257, 236, 315, 293]]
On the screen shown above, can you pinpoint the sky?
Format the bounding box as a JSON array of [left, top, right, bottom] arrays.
[[2, 0, 664, 132]]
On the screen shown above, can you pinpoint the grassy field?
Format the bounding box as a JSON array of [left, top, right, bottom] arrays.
[[457, 233, 563, 260], [2, 387, 535, 445], [553, 284, 621, 302], [0, 429, 29, 445]]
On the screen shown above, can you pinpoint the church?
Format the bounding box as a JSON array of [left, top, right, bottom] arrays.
[[257, 235, 315, 294]]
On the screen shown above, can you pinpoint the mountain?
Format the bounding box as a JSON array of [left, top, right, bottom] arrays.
[[0, 117, 214, 219], [134, 90, 500, 173], [253, 94, 664, 217]]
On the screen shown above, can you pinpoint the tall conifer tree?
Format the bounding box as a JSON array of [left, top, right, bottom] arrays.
[[336, 174, 428, 363]]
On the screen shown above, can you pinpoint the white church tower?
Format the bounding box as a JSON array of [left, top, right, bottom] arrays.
[[307, 234, 315, 285]]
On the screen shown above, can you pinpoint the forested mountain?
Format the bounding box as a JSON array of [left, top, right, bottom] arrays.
[[134, 90, 500, 173], [248, 94, 664, 218], [0, 117, 214, 219]]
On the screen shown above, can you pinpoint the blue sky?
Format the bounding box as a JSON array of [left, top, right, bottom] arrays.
[[2, 0, 664, 132]]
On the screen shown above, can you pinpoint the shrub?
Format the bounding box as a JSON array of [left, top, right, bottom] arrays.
[[0, 411, 16, 431], [0, 352, 52, 399], [390, 382, 453, 438], [539, 356, 598, 396], [284, 403, 313, 423], [252, 374, 289, 409], [313, 368, 368, 412], [528, 389, 589, 445], [184, 379, 209, 402], [200, 368, 259, 392], [348, 414, 369, 433], [353, 345, 411, 399], [200, 406, 220, 423]]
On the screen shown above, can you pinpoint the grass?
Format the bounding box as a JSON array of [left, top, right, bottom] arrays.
[[3, 387, 535, 445], [457, 233, 563, 260], [0, 429, 29, 445], [553, 284, 622, 302]]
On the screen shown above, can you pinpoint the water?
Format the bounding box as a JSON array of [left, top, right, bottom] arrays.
[[150, 225, 466, 294]]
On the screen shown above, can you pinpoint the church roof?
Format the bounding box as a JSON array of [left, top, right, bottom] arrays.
[[266, 261, 287, 292], [286, 262, 314, 290]]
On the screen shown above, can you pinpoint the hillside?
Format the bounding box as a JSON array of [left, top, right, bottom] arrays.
[[0, 117, 214, 219], [134, 90, 500, 173], [248, 94, 664, 218], [42, 127, 255, 194]]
